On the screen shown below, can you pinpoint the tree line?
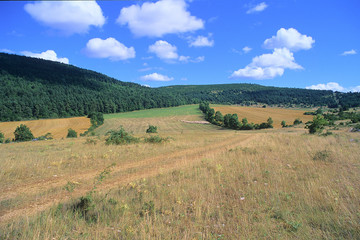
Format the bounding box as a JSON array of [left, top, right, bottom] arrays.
[[199, 102, 273, 130]]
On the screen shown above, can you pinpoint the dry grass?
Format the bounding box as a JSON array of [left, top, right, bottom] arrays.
[[212, 105, 314, 128], [1, 105, 359, 239], [0, 117, 91, 139]]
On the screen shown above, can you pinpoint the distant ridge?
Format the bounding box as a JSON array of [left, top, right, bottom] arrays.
[[1, 53, 359, 121]]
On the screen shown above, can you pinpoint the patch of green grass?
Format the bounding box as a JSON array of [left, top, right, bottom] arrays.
[[104, 105, 201, 119]]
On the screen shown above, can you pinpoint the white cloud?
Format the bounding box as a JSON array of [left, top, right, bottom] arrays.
[[179, 55, 204, 63], [263, 28, 315, 51], [179, 55, 190, 62], [242, 46, 252, 53], [141, 73, 174, 81], [85, 37, 135, 61], [21, 50, 69, 64], [246, 2, 268, 14], [0, 49, 14, 54], [117, 0, 204, 37], [306, 82, 360, 92], [191, 56, 205, 63], [149, 40, 178, 60], [230, 48, 302, 80], [24, 1, 105, 35], [341, 49, 357, 56], [189, 35, 214, 47]]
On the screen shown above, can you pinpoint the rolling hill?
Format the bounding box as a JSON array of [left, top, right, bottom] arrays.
[[1, 52, 359, 122]]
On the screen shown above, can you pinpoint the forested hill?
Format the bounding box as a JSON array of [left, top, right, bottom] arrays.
[[158, 84, 360, 108], [1, 53, 359, 122], [0, 53, 185, 121]]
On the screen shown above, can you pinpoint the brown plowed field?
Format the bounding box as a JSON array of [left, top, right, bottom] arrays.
[[0, 117, 91, 139]]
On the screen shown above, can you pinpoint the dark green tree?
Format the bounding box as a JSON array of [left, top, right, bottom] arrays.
[[281, 120, 287, 128], [14, 124, 34, 142], [214, 111, 224, 124], [0, 131, 4, 143], [267, 117, 274, 128]]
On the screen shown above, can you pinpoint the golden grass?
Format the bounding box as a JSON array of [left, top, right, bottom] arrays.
[[212, 105, 314, 128], [0, 117, 91, 139], [1, 105, 359, 239], [1, 130, 359, 239]]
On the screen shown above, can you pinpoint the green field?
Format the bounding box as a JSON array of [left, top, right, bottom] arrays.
[[104, 105, 201, 119]]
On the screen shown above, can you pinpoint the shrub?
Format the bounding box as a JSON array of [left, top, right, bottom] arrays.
[[313, 150, 333, 162], [0, 131, 4, 143], [306, 115, 329, 134], [146, 125, 158, 133], [5, 138, 11, 144], [37, 133, 53, 141], [85, 138, 97, 145], [88, 112, 104, 127], [293, 118, 302, 125], [144, 135, 170, 143], [14, 124, 34, 142], [281, 120, 287, 128], [67, 128, 77, 138], [105, 127, 139, 145]]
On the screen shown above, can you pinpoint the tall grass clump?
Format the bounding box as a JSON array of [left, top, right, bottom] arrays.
[[105, 127, 139, 145], [144, 135, 170, 143]]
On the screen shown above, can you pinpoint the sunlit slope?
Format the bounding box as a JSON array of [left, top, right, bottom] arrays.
[[212, 105, 314, 128], [0, 117, 90, 139]]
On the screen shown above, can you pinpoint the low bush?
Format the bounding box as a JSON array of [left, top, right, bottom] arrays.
[[313, 150, 333, 162], [67, 129, 77, 138], [0, 131, 4, 143], [144, 135, 170, 143], [105, 127, 139, 145], [146, 125, 158, 133]]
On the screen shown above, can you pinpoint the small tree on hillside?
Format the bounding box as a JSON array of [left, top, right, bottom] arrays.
[[14, 124, 34, 142], [267, 117, 274, 128], [67, 128, 78, 138], [281, 120, 287, 128], [293, 118, 302, 125]]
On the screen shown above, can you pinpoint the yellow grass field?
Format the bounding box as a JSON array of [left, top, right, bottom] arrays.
[[0, 117, 91, 139], [212, 105, 314, 128], [1, 105, 359, 239]]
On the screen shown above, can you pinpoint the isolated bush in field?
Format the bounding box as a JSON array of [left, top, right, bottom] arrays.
[[281, 120, 287, 128], [267, 117, 274, 128], [105, 127, 139, 145], [37, 132, 53, 141], [313, 150, 333, 162], [306, 115, 329, 134], [146, 125, 158, 133], [293, 118, 302, 125], [144, 135, 170, 143], [5, 138, 11, 144], [67, 128, 77, 138], [14, 124, 34, 142], [0, 131, 4, 143]]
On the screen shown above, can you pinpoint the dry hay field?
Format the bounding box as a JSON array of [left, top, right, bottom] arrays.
[[212, 104, 314, 128], [1, 105, 359, 239], [0, 117, 91, 139]]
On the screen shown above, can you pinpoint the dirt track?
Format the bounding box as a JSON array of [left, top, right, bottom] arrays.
[[0, 133, 254, 224]]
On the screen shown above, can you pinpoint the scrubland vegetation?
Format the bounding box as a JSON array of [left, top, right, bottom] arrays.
[[0, 105, 359, 239]]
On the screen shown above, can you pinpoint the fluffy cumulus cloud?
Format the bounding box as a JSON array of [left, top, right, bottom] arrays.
[[85, 37, 135, 61], [341, 49, 357, 56], [149, 40, 178, 60], [189, 35, 214, 47], [141, 73, 174, 81], [246, 2, 268, 14], [306, 82, 360, 92], [24, 1, 105, 35], [117, 0, 204, 37], [263, 28, 315, 51], [22, 50, 69, 64], [231, 48, 302, 80]]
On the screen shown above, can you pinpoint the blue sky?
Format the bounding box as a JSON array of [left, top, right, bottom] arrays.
[[1, 0, 359, 91]]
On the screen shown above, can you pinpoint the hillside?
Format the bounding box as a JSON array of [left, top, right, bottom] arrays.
[[158, 84, 360, 108], [0, 53, 184, 121], [1, 53, 359, 122]]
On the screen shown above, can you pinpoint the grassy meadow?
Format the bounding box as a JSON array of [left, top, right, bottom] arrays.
[[0, 105, 359, 239]]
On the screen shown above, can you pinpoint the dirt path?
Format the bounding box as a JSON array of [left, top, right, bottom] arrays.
[[0, 133, 255, 224]]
